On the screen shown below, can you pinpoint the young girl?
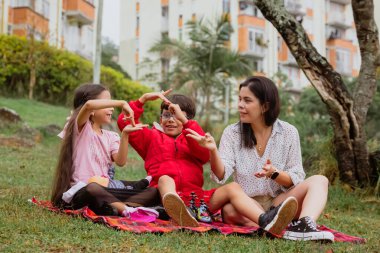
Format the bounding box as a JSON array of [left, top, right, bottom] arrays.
[[51, 84, 160, 221]]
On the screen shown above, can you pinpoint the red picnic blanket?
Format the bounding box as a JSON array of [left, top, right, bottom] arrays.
[[31, 197, 366, 244]]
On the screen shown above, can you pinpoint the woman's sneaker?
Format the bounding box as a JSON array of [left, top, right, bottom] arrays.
[[283, 216, 334, 242], [162, 192, 199, 227], [258, 196, 298, 236]]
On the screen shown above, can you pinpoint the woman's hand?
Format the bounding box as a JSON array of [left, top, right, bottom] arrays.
[[186, 128, 217, 151], [139, 89, 172, 104], [121, 102, 135, 126], [254, 159, 275, 178], [121, 123, 148, 135]]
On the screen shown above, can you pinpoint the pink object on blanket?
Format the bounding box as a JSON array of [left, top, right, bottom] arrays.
[[122, 206, 159, 223], [30, 197, 366, 244]]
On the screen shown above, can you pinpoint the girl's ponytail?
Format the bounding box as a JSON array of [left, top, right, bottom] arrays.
[[51, 108, 80, 206]]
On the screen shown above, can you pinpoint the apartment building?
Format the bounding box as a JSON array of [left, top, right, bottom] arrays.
[[119, 0, 364, 90], [0, 0, 10, 34], [0, 0, 96, 60]]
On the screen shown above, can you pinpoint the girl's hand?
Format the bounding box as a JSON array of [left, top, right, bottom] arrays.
[[122, 102, 135, 126], [122, 123, 149, 135], [254, 159, 274, 178], [186, 128, 217, 151], [139, 89, 172, 104], [168, 103, 188, 123]]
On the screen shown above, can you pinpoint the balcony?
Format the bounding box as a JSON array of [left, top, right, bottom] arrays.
[[330, 0, 351, 5], [327, 14, 351, 29], [285, 0, 306, 16], [10, 7, 49, 36], [63, 0, 94, 25], [242, 44, 266, 59]]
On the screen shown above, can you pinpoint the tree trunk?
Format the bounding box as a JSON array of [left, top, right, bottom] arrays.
[[254, 0, 380, 187], [28, 66, 36, 100]]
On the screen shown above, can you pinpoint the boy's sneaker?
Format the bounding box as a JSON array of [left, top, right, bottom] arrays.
[[283, 216, 334, 242], [258, 196, 298, 236], [162, 192, 199, 227]]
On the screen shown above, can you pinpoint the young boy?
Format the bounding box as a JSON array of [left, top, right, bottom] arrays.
[[117, 91, 298, 236], [117, 92, 214, 227]]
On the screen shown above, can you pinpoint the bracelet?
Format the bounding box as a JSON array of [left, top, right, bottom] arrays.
[[270, 169, 280, 180]]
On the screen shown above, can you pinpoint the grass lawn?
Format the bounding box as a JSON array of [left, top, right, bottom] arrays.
[[0, 98, 379, 252]]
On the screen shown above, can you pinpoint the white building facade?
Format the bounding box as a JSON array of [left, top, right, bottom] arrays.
[[1, 0, 96, 61], [119, 0, 367, 90]]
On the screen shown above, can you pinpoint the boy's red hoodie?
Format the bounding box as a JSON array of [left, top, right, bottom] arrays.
[[117, 100, 215, 205]]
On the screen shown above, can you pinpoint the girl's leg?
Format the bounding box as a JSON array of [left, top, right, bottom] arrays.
[[72, 182, 161, 215], [272, 175, 329, 221]]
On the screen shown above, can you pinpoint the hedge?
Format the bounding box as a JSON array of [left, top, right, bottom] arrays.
[[0, 35, 160, 123]]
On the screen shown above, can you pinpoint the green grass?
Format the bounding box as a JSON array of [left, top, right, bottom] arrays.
[[0, 97, 70, 128], [0, 98, 379, 252]]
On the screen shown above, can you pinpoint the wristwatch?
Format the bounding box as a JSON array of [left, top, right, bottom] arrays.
[[270, 169, 280, 180]]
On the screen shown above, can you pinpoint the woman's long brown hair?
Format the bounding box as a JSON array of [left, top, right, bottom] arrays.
[[51, 84, 107, 206]]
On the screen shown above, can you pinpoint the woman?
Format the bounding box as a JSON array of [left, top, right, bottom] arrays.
[[188, 76, 334, 241]]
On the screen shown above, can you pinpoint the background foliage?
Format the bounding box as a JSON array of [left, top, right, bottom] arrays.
[[0, 35, 159, 123]]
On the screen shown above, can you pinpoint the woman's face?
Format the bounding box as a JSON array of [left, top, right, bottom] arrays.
[[238, 86, 264, 124]]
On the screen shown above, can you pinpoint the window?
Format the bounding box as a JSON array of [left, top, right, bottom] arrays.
[[7, 25, 12, 35], [248, 28, 265, 54], [302, 17, 312, 34], [179, 14, 183, 28], [191, 13, 196, 22], [179, 29, 183, 41], [277, 36, 282, 52], [223, 0, 230, 13], [336, 49, 351, 74], [252, 59, 263, 72], [328, 2, 346, 24], [162, 6, 169, 18]]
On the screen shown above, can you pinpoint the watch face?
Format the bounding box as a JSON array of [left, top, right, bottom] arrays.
[[271, 172, 279, 180]]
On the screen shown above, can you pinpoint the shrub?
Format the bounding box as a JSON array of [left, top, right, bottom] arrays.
[[0, 35, 159, 123]]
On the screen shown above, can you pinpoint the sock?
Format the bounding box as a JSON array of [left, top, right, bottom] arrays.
[[121, 206, 137, 217], [145, 175, 152, 183]]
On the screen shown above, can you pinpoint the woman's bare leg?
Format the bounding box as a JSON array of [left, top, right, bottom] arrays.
[[273, 175, 329, 221], [209, 182, 265, 224]]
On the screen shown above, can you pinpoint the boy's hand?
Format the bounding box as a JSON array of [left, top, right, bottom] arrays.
[[138, 89, 172, 104], [121, 123, 148, 135], [122, 102, 135, 126], [186, 128, 217, 151], [168, 103, 188, 123]]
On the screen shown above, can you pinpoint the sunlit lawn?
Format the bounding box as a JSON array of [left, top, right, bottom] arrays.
[[0, 98, 379, 252]]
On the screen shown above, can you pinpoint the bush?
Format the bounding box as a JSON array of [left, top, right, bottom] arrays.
[[0, 35, 159, 123]]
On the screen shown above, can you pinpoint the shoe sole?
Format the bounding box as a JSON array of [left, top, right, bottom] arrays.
[[264, 196, 298, 236], [162, 193, 199, 227], [283, 231, 334, 242]]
